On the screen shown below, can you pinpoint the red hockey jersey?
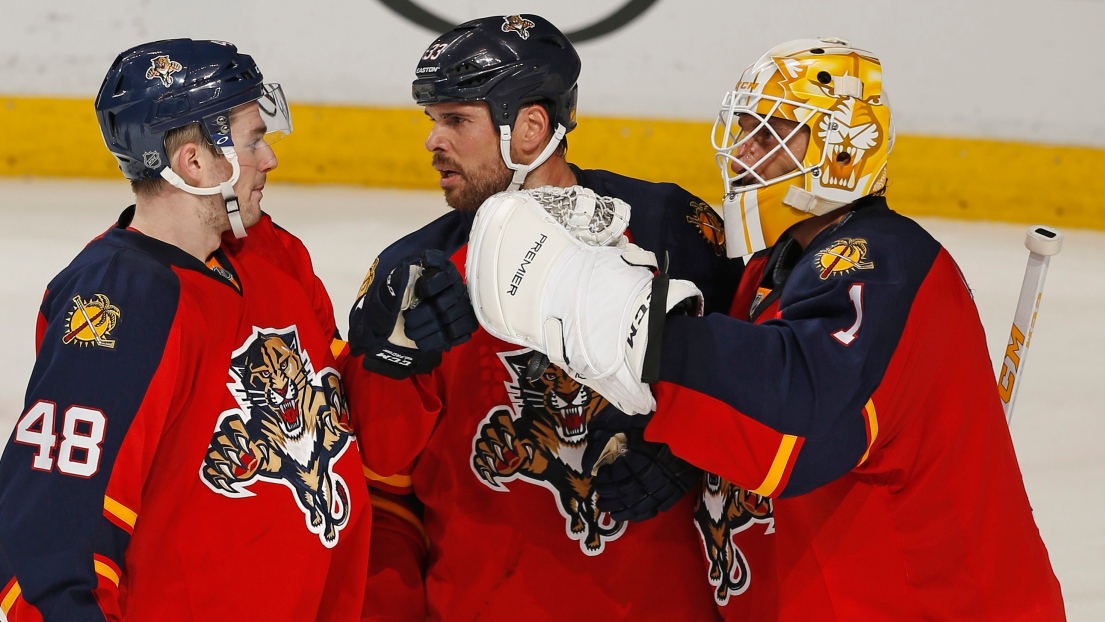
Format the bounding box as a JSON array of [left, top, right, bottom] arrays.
[[648, 196, 1065, 620], [345, 168, 743, 620], [0, 209, 371, 621]]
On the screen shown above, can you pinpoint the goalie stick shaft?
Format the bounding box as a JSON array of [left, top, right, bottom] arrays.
[[997, 225, 1063, 425]]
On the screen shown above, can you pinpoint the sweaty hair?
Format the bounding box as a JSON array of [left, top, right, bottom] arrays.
[[130, 123, 220, 199]]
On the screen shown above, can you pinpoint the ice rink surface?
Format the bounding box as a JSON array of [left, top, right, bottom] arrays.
[[1, 177, 1102, 618]]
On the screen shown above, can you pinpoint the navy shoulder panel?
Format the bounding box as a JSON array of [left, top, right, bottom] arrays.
[[661, 196, 943, 436], [575, 166, 740, 314], [782, 197, 942, 315], [374, 209, 475, 272], [0, 227, 184, 613]]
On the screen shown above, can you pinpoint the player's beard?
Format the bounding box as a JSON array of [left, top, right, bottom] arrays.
[[434, 153, 512, 212]]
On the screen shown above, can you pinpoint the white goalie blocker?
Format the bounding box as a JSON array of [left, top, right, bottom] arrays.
[[467, 187, 703, 415]]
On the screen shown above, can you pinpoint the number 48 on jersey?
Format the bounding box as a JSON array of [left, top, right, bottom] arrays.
[[14, 400, 106, 477]]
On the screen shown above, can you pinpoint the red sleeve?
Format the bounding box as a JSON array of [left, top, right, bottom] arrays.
[[340, 355, 440, 620], [342, 357, 442, 478], [361, 487, 428, 622]]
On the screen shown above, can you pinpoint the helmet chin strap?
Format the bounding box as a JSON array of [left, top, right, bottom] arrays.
[[499, 123, 568, 191], [159, 146, 248, 239], [782, 185, 848, 216]]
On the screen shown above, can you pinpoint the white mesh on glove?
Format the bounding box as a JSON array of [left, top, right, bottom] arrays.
[[526, 185, 630, 247], [466, 189, 703, 415]]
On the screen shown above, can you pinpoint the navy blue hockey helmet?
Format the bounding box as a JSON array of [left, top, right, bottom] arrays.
[[94, 39, 290, 182], [412, 15, 581, 134]]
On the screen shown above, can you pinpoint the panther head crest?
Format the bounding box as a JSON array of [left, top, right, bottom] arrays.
[[231, 331, 311, 441], [503, 352, 608, 445]]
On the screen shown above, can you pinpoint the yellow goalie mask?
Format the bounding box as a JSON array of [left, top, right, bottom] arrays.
[[712, 37, 894, 257]]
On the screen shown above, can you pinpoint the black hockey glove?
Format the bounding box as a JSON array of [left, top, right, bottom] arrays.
[[581, 406, 702, 523], [348, 250, 478, 379]]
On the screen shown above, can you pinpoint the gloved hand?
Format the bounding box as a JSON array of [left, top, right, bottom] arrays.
[[349, 250, 478, 379], [582, 406, 702, 522]]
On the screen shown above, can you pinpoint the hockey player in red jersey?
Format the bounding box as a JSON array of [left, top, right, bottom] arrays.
[[342, 14, 741, 621], [0, 40, 374, 620], [466, 38, 1066, 619]]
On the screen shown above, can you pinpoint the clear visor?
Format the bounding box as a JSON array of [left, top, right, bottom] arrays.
[[258, 83, 292, 143], [710, 90, 821, 198]]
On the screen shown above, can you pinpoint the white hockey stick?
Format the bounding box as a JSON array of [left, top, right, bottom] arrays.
[[997, 225, 1063, 425]]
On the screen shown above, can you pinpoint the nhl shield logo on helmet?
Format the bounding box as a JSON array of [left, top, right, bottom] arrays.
[[142, 151, 161, 169], [144, 54, 182, 88]]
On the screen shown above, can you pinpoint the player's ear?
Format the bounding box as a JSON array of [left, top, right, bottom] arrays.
[[173, 142, 206, 186], [514, 103, 551, 156]]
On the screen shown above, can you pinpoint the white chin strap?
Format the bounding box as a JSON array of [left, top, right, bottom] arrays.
[[160, 146, 248, 239], [499, 123, 568, 191], [782, 185, 848, 217]]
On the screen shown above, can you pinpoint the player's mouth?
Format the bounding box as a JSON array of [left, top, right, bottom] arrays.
[[433, 155, 464, 189]]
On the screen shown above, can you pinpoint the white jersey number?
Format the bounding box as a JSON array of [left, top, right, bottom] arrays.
[[832, 283, 865, 346], [14, 401, 106, 477]]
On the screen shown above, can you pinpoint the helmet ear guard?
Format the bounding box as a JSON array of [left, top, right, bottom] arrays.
[[714, 38, 893, 257]]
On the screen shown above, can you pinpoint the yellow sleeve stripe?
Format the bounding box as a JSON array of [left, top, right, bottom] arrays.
[[330, 338, 348, 359], [1, 580, 21, 616], [370, 496, 430, 550], [103, 495, 137, 529], [857, 398, 879, 466], [363, 464, 413, 488], [94, 560, 121, 587], [751, 434, 799, 497]]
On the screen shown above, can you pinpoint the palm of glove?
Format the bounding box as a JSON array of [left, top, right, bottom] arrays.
[[349, 249, 478, 378], [581, 406, 701, 523]]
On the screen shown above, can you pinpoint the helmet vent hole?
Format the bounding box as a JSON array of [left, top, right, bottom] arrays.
[[810, 48, 825, 54], [447, 62, 479, 76], [456, 75, 491, 88], [817, 71, 832, 84], [836, 151, 851, 164]]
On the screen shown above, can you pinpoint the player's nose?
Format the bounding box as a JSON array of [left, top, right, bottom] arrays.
[[425, 124, 447, 153], [258, 142, 278, 173]]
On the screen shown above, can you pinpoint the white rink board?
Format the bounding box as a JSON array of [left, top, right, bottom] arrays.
[[2, 0, 1105, 147], [0, 178, 1102, 617]]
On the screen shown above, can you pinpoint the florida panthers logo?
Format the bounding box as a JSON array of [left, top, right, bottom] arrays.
[[145, 55, 182, 88], [694, 472, 775, 605], [687, 200, 726, 256], [814, 237, 874, 280], [471, 349, 626, 554], [501, 15, 536, 39], [201, 326, 354, 547]]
